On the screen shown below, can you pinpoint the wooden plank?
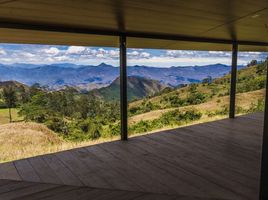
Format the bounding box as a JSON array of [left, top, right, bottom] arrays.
[[0, 182, 58, 200], [0, 162, 21, 180], [134, 134, 258, 199], [14, 185, 77, 200], [13, 159, 41, 182], [42, 154, 84, 186], [0, 181, 33, 194], [167, 125, 261, 173], [28, 156, 63, 184], [71, 146, 141, 191], [101, 140, 246, 200], [86, 143, 180, 195], [55, 150, 111, 188], [149, 129, 259, 181], [39, 187, 109, 200]]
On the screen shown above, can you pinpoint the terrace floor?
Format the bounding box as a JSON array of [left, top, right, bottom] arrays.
[[0, 112, 264, 200]]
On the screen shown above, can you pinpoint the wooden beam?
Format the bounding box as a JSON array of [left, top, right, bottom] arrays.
[[1, 18, 268, 47], [120, 35, 128, 141], [229, 43, 238, 119], [260, 61, 268, 200]]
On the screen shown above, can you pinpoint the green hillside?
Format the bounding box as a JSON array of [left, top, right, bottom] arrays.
[[127, 61, 267, 134], [91, 76, 170, 101]]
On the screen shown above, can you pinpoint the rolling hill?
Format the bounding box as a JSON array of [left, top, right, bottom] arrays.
[[0, 80, 29, 91], [91, 76, 170, 101]]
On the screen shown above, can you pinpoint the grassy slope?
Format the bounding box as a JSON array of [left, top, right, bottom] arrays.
[[0, 122, 120, 162], [129, 89, 265, 124], [129, 63, 266, 127]]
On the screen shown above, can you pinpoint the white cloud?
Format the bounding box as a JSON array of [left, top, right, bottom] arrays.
[[66, 46, 86, 54], [54, 55, 70, 62], [108, 50, 119, 58], [22, 52, 35, 58], [140, 52, 151, 58], [0, 49, 6, 55], [208, 51, 224, 54], [166, 50, 196, 57], [96, 53, 105, 58], [247, 52, 261, 55], [128, 51, 139, 56], [43, 47, 60, 55], [127, 51, 151, 59]]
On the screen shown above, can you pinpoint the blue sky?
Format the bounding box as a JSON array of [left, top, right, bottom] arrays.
[[0, 44, 267, 67]]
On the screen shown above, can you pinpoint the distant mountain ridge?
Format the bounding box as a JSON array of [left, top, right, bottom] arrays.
[[0, 62, 244, 91]]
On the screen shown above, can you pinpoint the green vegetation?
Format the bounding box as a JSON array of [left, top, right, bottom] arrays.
[[129, 109, 202, 134], [16, 86, 120, 141]]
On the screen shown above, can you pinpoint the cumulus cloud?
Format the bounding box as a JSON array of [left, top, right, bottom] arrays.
[[127, 50, 151, 59], [43, 47, 60, 55], [66, 46, 86, 54]]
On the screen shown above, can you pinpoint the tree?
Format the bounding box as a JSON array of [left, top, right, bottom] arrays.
[[3, 86, 17, 122], [202, 76, 212, 84], [247, 60, 257, 67]]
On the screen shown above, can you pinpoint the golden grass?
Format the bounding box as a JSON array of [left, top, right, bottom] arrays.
[[0, 122, 120, 163]]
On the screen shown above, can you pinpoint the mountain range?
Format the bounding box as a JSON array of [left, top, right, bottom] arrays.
[[0, 62, 244, 91]]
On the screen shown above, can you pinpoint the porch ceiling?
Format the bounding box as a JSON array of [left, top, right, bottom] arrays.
[[0, 0, 268, 51]]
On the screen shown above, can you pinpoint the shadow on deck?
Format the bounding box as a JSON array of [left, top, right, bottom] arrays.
[[0, 112, 264, 200]]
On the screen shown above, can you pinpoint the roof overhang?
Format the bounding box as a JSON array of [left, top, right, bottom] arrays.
[[0, 0, 268, 51]]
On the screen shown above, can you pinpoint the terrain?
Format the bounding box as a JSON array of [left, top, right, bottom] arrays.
[[0, 60, 266, 162]]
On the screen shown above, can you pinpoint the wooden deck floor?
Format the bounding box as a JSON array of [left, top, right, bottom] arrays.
[[0, 112, 264, 200]]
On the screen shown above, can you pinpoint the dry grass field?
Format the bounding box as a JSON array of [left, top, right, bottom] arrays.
[[0, 122, 120, 163]]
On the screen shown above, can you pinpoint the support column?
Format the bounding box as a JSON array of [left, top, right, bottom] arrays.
[[120, 34, 128, 140], [229, 43, 238, 119], [260, 61, 268, 200]]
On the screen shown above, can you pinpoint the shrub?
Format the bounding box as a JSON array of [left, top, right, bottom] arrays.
[[129, 109, 202, 135]]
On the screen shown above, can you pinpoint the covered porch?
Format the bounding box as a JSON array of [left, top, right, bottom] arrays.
[[0, 0, 268, 199]]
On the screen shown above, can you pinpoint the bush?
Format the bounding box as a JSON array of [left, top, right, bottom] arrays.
[[187, 92, 207, 105], [129, 109, 202, 135], [45, 117, 67, 133]]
